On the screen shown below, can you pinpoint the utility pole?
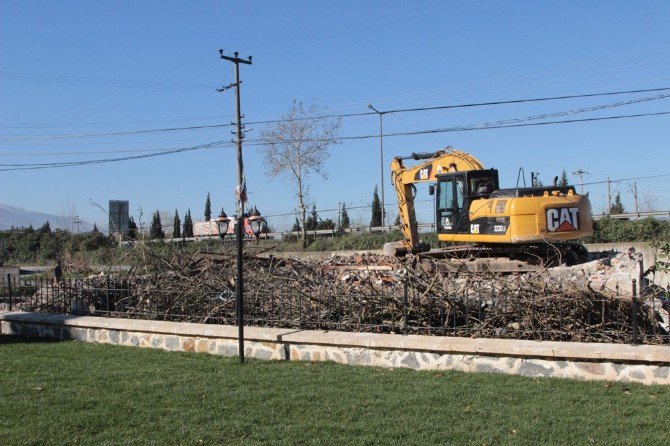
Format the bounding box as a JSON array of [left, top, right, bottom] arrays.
[[629, 182, 639, 214], [368, 104, 387, 226], [571, 169, 590, 195], [337, 202, 342, 230], [607, 177, 611, 215], [219, 49, 252, 363], [73, 216, 82, 234]]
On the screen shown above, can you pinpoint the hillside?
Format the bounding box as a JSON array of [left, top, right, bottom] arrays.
[[0, 203, 92, 231]]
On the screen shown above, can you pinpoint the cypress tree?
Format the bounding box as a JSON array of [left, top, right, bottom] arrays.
[[558, 169, 569, 187], [291, 218, 301, 232], [611, 193, 625, 214], [172, 210, 181, 238], [183, 209, 194, 237], [127, 217, 138, 240], [150, 211, 165, 239], [305, 205, 318, 230], [370, 185, 382, 227], [204, 193, 212, 221], [340, 203, 350, 230], [38, 221, 51, 234]]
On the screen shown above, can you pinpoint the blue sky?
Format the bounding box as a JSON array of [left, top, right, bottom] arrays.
[[1, 0, 669, 231]]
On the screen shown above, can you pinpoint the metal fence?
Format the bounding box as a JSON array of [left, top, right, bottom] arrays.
[[2, 272, 668, 345]]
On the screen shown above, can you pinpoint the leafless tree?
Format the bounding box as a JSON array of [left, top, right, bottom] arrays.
[[640, 194, 658, 212], [260, 100, 341, 248]]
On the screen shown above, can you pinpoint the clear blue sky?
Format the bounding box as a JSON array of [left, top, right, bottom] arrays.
[[1, 0, 669, 231]]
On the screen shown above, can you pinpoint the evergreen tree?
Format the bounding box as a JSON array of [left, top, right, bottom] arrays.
[[317, 218, 336, 230], [305, 205, 318, 230], [291, 218, 301, 232], [38, 221, 51, 234], [172, 210, 181, 239], [25, 224, 35, 233], [370, 185, 382, 227], [204, 193, 212, 221], [394, 213, 401, 226], [92, 223, 100, 233], [611, 193, 625, 214], [150, 211, 165, 239], [340, 203, 350, 230], [558, 169, 569, 187], [127, 217, 138, 240], [183, 209, 194, 237]]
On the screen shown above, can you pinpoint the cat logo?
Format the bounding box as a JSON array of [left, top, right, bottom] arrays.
[[546, 207, 580, 232], [419, 168, 430, 180]]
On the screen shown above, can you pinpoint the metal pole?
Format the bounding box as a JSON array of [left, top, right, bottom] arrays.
[[7, 274, 12, 311], [378, 113, 385, 226], [631, 279, 638, 345], [369, 105, 386, 226]]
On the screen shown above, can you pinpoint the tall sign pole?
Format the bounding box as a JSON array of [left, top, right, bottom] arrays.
[[219, 50, 252, 363]]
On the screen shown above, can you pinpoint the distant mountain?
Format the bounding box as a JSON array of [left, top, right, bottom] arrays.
[[0, 204, 93, 231]]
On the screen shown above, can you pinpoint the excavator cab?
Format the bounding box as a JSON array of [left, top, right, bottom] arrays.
[[435, 169, 499, 235]]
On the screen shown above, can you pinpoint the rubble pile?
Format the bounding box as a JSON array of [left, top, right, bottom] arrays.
[[545, 248, 644, 294], [22, 246, 669, 344]]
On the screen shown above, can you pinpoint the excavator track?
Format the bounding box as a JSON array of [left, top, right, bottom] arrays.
[[418, 243, 589, 274]]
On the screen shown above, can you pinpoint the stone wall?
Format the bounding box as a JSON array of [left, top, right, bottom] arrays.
[[1, 311, 668, 385]]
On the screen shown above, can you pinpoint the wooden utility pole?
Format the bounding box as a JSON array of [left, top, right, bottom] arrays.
[[571, 169, 590, 195], [219, 49, 252, 363]]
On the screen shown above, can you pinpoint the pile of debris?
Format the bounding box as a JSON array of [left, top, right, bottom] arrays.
[[545, 248, 644, 295], [20, 246, 669, 344]]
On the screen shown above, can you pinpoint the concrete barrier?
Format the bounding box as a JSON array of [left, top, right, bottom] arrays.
[[2, 311, 668, 385]]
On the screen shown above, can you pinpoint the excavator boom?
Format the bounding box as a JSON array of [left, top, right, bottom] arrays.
[[390, 147, 485, 254]]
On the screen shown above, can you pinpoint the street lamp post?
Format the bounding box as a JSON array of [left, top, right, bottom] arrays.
[[216, 207, 265, 363], [247, 207, 267, 244], [216, 209, 231, 240], [368, 104, 387, 227]]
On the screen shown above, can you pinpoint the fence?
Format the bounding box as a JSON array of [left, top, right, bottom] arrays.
[[1, 272, 668, 345]]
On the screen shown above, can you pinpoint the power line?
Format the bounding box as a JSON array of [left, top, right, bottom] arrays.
[[0, 70, 213, 91], [241, 110, 670, 145], [0, 140, 231, 171], [3, 86, 670, 142], [2, 110, 668, 171], [582, 172, 670, 187]]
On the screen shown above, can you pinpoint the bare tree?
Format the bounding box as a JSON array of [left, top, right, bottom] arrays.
[[260, 100, 341, 247], [640, 194, 658, 213]]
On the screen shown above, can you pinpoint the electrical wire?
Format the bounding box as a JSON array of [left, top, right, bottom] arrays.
[[1, 110, 668, 171], [3, 86, 669, 142], [0, 140, 230, 171]]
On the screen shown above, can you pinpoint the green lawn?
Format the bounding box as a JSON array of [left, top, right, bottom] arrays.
[[1, 336, 668, 445]]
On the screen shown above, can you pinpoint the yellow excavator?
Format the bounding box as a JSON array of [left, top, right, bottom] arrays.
[[389, 147, 593, 266]]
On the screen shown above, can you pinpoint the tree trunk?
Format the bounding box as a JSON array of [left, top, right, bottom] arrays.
[[297, 178, 307, 249]]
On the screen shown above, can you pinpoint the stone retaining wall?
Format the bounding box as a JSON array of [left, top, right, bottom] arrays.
[[1, 311, 668, 385]]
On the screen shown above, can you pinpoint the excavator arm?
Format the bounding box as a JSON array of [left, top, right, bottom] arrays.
[[390, 147, 485, 255]]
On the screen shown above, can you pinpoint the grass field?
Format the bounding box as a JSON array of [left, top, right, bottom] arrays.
[[1, 335, 668, 445]]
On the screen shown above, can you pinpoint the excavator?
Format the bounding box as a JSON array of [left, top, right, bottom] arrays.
[[388, 147, 593, 269]]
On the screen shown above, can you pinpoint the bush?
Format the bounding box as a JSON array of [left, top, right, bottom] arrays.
[[587, 217, 670, 243]]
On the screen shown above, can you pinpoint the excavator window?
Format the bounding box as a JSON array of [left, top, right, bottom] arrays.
[[436, 169, 499, 234], [437, 178, 455, 231]]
